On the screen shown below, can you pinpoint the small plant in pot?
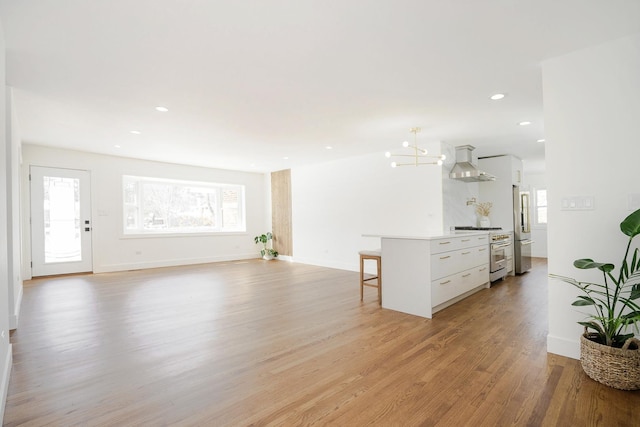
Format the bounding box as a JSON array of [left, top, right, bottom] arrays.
[[550, 208, 640, 390], [254, 232, 279, 260], [475, 201, 492, 228]]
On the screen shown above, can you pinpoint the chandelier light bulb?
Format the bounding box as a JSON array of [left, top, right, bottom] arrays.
[[386, 127, 443, 168]]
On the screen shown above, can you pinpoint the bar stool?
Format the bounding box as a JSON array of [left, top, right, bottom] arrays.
[[359, 249, 382, 305]]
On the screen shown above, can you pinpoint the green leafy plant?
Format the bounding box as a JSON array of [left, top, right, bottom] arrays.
[[254, 232, 279, 258], [550, 208, 640, 347]]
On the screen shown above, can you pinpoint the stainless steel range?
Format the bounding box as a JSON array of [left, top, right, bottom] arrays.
[[489, 231, 512, 282]]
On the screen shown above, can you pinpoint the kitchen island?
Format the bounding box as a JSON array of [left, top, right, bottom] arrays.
[[370, 232, 490, 319]]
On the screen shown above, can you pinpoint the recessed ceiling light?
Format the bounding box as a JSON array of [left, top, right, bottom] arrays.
[[155, 106, 169, 112], [490, 93, 506, 100], [283, 157, 289, 160], [519, 121, 532, 126], [130, 130, 141, 135], [114, 145, 121, 148], [537, 139, 545, 143], [325, 146, 333, 150]]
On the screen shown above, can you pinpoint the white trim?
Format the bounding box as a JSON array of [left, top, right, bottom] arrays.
[[93, 253, 258, 273], [9, 286, 23, 330], [0, 345, 13, 425], [119, 231, 248, 239], [547, 334, 580, 360], [290, 257, 356, 272]]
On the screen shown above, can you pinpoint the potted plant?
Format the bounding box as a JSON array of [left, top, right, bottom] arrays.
[[550, 208, 640, 390], [254, 232, 279, 260], [475, 201, 492, 227]]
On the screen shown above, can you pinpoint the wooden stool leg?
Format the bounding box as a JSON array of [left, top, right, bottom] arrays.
[[377, 257, 382, 305], [360, 255, 364, 301]]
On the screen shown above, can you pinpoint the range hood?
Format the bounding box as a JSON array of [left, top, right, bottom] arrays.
[[449, 145, 496, 182]]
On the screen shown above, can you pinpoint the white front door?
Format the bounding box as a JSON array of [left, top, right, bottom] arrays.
[[30, 166, 93, 276]]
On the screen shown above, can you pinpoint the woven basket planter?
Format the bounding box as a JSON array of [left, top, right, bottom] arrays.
[[580, 333, 640, 390]]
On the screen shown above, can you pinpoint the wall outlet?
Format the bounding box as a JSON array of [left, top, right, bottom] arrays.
[[135, 251, 142, 255], [1, 331, 4, 339]]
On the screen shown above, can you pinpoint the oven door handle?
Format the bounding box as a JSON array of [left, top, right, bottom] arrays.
[[492, 243, 512, 249]]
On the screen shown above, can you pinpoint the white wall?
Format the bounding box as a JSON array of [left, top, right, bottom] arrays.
[[522, 172, 547, 258], [544, 33, 640, 359], [21, 145, 269, 277], [0, 21, 12, 424], [292, 145, 444, 272]]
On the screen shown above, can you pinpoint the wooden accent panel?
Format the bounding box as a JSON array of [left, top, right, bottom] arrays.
[[271, 169, 292, 256], [5, 259, 638, 426]]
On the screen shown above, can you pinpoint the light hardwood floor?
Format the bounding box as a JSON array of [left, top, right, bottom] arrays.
[[4, 258, 639, 426]]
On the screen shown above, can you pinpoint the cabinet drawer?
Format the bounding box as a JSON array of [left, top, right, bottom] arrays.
[[475, 245, 489, 265], [431, 275, 458, 306], [430, 234, 488, 254], [430, 238, 462, 254], [431, 246, 489, 280], [431, 250, 458, 279], [459, 234, 489, 249], [458, 246, 489, 271], [459, 264, 489, 294]]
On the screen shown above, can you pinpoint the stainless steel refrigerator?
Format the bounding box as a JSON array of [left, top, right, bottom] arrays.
[[513, 186, 533, 273]]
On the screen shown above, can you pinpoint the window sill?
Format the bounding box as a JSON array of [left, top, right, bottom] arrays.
[[120, 231, 247, 239]]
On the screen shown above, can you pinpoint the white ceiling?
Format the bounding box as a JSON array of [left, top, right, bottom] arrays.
[[1, 1, 640, 174]]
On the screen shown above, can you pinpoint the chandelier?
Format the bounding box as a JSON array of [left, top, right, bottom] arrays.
[[384, 127, 446, 168]]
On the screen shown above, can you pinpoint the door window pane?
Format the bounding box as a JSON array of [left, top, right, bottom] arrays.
[[43, 176, 82, 263]]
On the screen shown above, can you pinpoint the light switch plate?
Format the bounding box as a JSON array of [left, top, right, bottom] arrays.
[[561, 196, 595, 211], [628, 194, 640, 211]]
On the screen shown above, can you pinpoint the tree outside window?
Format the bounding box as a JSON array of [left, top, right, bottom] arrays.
[[122, 175, 245, 234]]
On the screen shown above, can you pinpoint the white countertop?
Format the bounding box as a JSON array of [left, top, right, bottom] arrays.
[[362, 231, 490, 241]]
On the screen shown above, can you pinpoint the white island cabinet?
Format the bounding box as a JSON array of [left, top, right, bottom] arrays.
[[380, 233, 490, 319]]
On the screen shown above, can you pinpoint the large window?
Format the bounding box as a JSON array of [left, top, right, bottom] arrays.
[[123, 175, 245, 235], [534, 188, 547, 225]]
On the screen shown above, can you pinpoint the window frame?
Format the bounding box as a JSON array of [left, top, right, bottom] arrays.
[[122, 175, 246, 237], [533, 187, 547, 228]]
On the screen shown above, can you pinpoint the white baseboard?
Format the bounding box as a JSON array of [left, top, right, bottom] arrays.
[[0, 345, 13, 425], [94, 253, 258, 273], [9, 285, 23, 330], [289, 256, 356, 273], [547, 334, 580, 360]]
